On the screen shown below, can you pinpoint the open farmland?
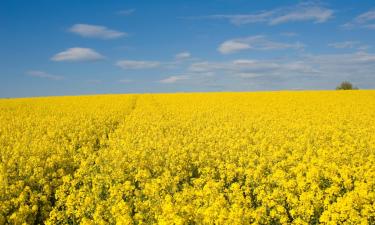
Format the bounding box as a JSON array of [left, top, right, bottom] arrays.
[[0, 91, 375, 224]]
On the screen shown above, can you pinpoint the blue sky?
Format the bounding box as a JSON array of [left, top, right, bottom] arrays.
[[1, 0, 375, 97]]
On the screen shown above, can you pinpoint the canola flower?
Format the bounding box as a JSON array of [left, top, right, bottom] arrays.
[[0, 91, 374, 224]]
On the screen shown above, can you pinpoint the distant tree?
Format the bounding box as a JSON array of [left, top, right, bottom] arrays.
[[336, 81, 358, 90]]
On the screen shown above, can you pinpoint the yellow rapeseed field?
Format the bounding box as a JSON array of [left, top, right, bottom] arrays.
[[0, 91, 374, 224]]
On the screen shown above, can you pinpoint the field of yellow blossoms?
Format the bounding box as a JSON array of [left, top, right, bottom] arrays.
[[0, 91, 374, 224]]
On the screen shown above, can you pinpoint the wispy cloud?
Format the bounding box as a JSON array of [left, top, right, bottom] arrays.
[[202, 11, 273, 25], [188, 51, 375, 83], [69, 24, 126, 39], [116, 60, 160, 69], [218, 35, 304, 54], [280, 32, 298, 37], [175, 51, 191, 60], [269, 3, 333, 25], [51, 47, 104, 62], [159, 75, 190, 84], [118, 79, 132, 83], [236, 72, 262, 79], [328, 41, 360, 49], [343, 9, 375, 29], [328, 41, 370, 50], [86, 79, 102, 84], [188, 2, 333, 26], [116, 9, 135, 16], [189, 61, 228, 73], [26, 70, 64, 80]]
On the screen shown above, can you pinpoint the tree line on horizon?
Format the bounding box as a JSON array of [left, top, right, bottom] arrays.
[[336, 81, 358, 90]]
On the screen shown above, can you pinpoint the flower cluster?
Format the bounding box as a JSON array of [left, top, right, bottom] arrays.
[[0, 91, 374, 224]]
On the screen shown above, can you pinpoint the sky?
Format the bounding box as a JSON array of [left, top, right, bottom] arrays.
[[1, 0, 375, 98]]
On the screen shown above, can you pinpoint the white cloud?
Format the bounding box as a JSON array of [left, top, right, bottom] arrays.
[[51, 47, 104, 62], [175, 51, 191, 60], [218, 40, 250, 54], [194, 3, 333, 26], [26, 70, 64, 80], [159, 75, 189, 84], [116, 60, 160, 69], [116, 9, 135, 16], [343, 9, 375, 29], [69, 24, 126, 39], [232, 59, 258, 66], [218, 35, 304, 54]]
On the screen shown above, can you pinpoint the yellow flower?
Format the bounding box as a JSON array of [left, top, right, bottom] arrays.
[[0, 91, 374, 224]]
